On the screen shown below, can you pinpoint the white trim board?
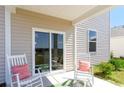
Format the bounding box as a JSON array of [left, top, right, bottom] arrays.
[[32, 28, 66, 74], [5, 6, 12, 86], [32, 28, 65, 34]]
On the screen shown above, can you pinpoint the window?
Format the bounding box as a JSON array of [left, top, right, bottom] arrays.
[[88, 30, 97, 52]]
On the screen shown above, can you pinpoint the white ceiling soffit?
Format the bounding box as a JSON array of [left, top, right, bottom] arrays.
[[17, 5, 97, 21], [73, 5, 112, 24], [16, 5, 112, 24]]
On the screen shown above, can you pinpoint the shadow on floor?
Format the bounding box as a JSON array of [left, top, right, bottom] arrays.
[[0, 83, 6, 87], [42, 76, 54, 87]]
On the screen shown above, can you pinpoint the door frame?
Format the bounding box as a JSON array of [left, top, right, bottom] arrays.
[[32, 28, 66, 75]]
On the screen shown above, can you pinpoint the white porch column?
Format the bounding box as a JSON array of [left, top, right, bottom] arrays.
[[74, 25, 77, 78], [5, 6, 15, 86]]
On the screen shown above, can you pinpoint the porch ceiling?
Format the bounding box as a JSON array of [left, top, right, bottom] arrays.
[[16, 5, 96, 20], [15, 5, 111, 24]]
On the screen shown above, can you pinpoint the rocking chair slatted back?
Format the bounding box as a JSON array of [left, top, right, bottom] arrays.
[[7, 54, 28, 67], [76, 53, 91, 69], [7, 54, 29, 87]]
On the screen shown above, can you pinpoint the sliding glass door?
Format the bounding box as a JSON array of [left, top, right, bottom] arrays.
[[35, 31, 64, 72], [52, 33, 63, 70], [35, 32, 50, 72]]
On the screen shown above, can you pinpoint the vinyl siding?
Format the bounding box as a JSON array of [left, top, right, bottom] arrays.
[[75, 12, 110, 64], [111, 27, 124, 57], [110, 37, 124, 57], [11, 8, 74, 72], [66, 31, 74, 70], [111, 27, 124, 37], [0, 6, 5, 84]]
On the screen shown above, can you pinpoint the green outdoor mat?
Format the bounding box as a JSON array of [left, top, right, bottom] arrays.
[[50, 79, 85, 87]]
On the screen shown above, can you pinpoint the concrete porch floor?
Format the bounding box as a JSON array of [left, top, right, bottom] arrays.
[[42, 71, 119, 87]]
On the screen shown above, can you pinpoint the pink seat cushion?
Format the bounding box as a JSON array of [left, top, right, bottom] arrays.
[[78, 60, 90, 72], [11, 64, 31, 80]]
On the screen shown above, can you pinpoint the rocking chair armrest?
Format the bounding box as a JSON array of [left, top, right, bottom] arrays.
[[11, 74, 20, 81], [12, 73, 19, 77], [34, 68, 42, 73], [12, 73, 20, 80]]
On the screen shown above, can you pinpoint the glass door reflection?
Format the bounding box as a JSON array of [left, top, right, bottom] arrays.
[[51, 33, 63, 70], [35, 32, 50, 72]]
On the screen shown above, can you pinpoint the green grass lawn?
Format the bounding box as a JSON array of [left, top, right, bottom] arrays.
[[93, 66, 124, 86]]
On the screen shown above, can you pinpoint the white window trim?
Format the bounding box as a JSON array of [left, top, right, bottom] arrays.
[[32, 28, 66, 75], [87, 29, 98, 54]]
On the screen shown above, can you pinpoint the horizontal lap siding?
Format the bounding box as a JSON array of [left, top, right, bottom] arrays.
[[111, 27, 124, 37], [111, 27, 124, 57], [0, 6, 5, 84], [11, 8, 74, 72], [66, 31, 74, 71], [76, 12, 110, 64], [110, 37, 124, 57]]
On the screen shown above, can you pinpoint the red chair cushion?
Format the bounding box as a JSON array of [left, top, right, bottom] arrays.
[[79, 60, 90, 72], [11, 64, 31, 80]]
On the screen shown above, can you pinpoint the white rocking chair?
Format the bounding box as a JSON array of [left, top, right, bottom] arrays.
[[74, 53, 94, 86], [7, 54, 43, 87]]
